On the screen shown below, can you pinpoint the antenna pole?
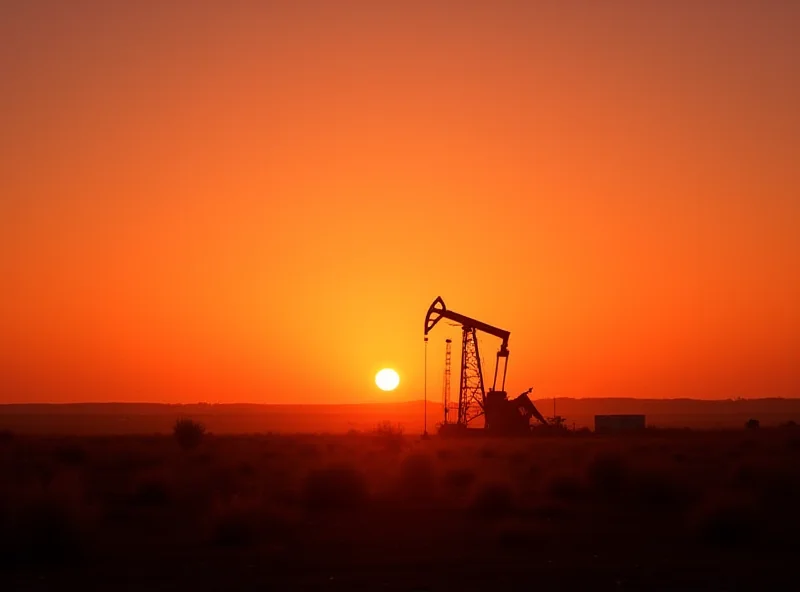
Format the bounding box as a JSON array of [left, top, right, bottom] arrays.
[[423, 336, 429, 437], [442, 338, 452, 425]]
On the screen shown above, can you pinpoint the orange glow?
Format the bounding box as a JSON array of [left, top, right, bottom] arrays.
[[1, 2, 799, 404]]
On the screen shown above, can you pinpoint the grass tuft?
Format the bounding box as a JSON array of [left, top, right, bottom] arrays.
[[174, 418, 207, 451], [304, 463, 368, 512], [470, 482, 515, 518]]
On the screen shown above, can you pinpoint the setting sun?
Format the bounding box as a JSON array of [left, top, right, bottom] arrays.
[[375, 369, 400, 392]]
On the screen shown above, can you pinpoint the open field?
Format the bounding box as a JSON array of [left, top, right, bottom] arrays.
[[3, 398, 800, 434], [3, 427, 800, 591]]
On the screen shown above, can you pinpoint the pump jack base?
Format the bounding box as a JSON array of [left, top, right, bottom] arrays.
[[437, 422, 570, 438], [438, 423, 484, 437]]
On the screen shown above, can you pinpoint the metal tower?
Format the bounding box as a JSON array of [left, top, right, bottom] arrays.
[[425, 296, 510, 429], [442, 339, 453, 424], [458, 327, 486, 425]]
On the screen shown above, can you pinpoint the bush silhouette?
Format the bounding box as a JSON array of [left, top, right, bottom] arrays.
[[375, 421, 404, 438], [470, 482, 515, 518], [444, 467, 477, 491], [55, 443, 88, 466], [547, 473, 585, 502], [696, 502, 761, 548], [173, 418, 206, 450], [3, 498, 86, 567], [587, 452, 628, 495], [130, 478, 172, 507], [212, 512, 257, 547], [397, 453, 436, 501], [374, 421, 405, 452], [304, 464, 368, 511], [627, 468, 693, 512]]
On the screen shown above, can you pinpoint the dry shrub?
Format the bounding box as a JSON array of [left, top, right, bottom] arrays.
[[192, 451, 213, 465], [54, 442, 88, 466], [304, 464, 368, 511], [693, 499, 762, 548], [498, 526, 544, 549], [1, 495, 87, 567], [237, 461, 256, 477], [208, 498, 294, 548], [211, 510, 258, 547], [626, 468, 693, 512], [296, 441, 320, 459], [129, 477, 172, 508], [586, 452, 628, 495], [732, 462, 800, 507], [546, 473, 584, 502], [479, 445, 498, 459], [508, 450, 528, 465], [208, 465, 241, 500], [436, 447, 454, 460], [375, 421, 404, 437], [470, 482, 515, 518], [530, 502, 570, 523], [397, 453, 436, 501], [173, 418, 206, 451], [374, 421, 405, 452], [444, 467, 477, 491], [96, 448, 164, 475]]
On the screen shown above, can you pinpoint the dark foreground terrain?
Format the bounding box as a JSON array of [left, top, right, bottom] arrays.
[[2, 427, 800, 591]]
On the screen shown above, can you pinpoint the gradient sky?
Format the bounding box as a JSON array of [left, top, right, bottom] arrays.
[[2, 1, 798, 404]]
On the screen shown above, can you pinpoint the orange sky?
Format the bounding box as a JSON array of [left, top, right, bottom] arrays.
[[1, 1, 799, 404]]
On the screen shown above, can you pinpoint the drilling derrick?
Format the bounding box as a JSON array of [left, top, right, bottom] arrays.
[[458, 328, 486, 425], [442, 339, 453, 424], [424, 295, 555, 436], [424, 296, 510, 430]]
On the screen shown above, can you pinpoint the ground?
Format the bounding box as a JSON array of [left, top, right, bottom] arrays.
[[2, 427, 799, 591]]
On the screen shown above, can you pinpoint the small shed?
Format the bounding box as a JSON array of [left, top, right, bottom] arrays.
[[594, 414, 646, 434]]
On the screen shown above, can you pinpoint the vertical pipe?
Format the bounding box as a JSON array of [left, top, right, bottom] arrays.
[[443, 339, 452, 425], [459, 327, 468, 425], [424, 337, 428, 436]]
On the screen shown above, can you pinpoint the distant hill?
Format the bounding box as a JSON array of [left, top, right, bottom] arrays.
[[1, 398, 799, 434]]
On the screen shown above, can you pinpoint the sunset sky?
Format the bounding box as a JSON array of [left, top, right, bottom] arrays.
[[2, 1, 798, 404]]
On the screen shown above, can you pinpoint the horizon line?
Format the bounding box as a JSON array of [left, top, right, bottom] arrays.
[[1, 396, 797, 407]]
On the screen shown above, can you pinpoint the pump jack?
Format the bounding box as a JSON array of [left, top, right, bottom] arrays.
[[424, 296, 553, 436]]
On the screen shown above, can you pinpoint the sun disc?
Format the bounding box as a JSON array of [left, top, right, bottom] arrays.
[[375, 368, 400, 391]]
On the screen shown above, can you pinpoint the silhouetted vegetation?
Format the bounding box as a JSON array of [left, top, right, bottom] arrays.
[[303, 463, 368, 511], [397, 453, 436, 501], [173, 418, 207, 450], [444, 466, 477, 491], [2, 428, 800, 588], [373, 420, 405, 452], [470, 482, 515, 518]]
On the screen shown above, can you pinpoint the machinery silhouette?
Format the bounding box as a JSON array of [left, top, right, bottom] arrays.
[[424, 296, 563, 436]]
